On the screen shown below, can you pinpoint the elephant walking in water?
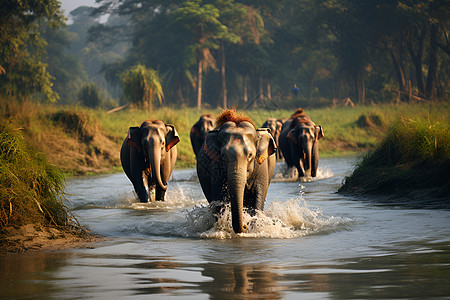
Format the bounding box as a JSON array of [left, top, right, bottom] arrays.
[[120, 120, 180, 202], [196, 109, 277, 233], [279, 109, 324, 180], [261, 118, 286, 160], [190, 114, 215, 157]]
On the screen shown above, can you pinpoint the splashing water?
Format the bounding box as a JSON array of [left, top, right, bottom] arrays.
[[272, 163, 334, 182], [181, 198, 353, 239], [116, 184, 208, 210]]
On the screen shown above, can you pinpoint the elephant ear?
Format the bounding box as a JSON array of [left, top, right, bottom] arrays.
[[165, 124, 180, 151], [287, 128, 298, 144], [315, 125, 324, 142], [127, 127, 142, 152], [256, 128, 277, 164], [190, 122, 201, 137]]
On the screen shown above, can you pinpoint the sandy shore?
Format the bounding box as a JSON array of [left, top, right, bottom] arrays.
[[0, 224, 100, 254]]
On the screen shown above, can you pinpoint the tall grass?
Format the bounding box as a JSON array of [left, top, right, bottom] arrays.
[[0, 119, 70, 229], [340, 114, 450, 197]]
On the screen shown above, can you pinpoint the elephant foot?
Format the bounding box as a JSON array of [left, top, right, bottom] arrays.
[[299, 175, 313, 182], [155, 188, 166, 201]]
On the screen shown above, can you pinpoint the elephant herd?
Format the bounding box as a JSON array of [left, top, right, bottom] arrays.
[[120, 108, 324, 233]]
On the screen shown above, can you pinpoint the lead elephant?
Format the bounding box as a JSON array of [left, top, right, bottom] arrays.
[[196, 109, 276, 233], [279, 109, 323, 179], [190, 114, 215, 156], [261, 118, 286, 160], [120, 120, 180, 202]]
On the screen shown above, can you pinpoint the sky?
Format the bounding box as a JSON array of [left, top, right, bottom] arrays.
[[59, 0, 98, 16]]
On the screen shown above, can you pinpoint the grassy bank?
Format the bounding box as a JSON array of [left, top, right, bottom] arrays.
[[2, 99, 448, 173], [94, 102, 447, 166], [339, 114, 450, 204]]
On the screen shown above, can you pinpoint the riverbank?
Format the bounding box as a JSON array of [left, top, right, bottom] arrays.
[[339, 114, 450, 207], [0, 116, 97, 254], [0, 224, 99, 254], [6, 100, 448, 175]]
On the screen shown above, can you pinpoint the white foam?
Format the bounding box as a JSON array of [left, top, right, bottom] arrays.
[[117, 185, 208, 210], [272, 164, 334, 182], [182, 198, 353, 239]]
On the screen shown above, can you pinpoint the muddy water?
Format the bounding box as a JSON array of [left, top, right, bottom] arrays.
[[1, 156, 449, 299]]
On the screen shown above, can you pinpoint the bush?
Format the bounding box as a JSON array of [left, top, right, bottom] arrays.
[[122, 64, 164, 110], [340, 115, 450, 198], [79, 83, 102, 108], [0, 119, 69, 229]]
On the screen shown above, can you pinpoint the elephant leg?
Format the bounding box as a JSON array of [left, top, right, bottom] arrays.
[[311, 142, 319, 177], [130, 150, 149, 203], [155, 186, 165, 201]]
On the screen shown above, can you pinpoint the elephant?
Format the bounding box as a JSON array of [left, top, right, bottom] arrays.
[[120, 120, 180, 202], [190, 114, 215, 156], [278, 109, 323, 179], [261, 118, 286, 160], [196, 109, 277, 233]]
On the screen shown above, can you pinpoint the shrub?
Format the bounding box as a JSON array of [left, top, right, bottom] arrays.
[[78, 83, 102, 108], [340, 115, 450, 197], [0, 119, 69, 229], [122, 64, 164, 110]]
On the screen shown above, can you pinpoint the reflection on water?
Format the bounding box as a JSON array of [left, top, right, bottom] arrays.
[[1, 157, 449, 299], [1, 240, 449, 299]]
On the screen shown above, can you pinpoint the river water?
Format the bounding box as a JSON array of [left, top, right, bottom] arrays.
[[1, 156, 449, 299]]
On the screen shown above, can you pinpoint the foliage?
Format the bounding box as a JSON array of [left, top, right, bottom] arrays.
[[122, 64, 164, 110], [340, 114, 450, 198], [43, 26, 88, 104], [89, 0, 448, 108], [78, 83, 102, 108], [0, 0, 65, 102], [0, 118, 69, 229]]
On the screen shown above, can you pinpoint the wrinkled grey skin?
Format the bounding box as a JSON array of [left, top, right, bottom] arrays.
[[190, 114, 215, 156], [261, 118, 286, 160], [120, 120, 180, 202], [196, 121, 276, 233], [279, 117, 323, 179]]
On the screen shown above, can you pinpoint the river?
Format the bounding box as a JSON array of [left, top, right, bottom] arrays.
[[1, 156, 449, 299]]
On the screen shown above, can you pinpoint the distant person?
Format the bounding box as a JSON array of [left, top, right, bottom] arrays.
[[291, 83, 299, 98]]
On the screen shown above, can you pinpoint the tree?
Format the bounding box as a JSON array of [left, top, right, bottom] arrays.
[[79, 83, 102, 108], [43, 26, 88, 104], [0, 0, 65, 102], [173, 0, 233, 110], [122, 64, 164, 110]]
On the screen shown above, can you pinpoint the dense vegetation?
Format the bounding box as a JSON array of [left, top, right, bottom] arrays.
[[1, 1, 448, 109], [339, 114, 450, 203], [0, 119, 69, 230]]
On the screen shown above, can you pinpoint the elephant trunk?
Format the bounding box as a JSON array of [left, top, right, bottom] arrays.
[[227, 161, 247, 234], [303, 139, 313, 176], [149, 145, 168, 192]]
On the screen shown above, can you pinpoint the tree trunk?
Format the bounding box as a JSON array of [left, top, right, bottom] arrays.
[[426, 24, 438, 99], [220, 42, 227, 108], [407, 28, 426, 96], [267, 81, 271, 99], [355, 70, 365, 105], [243, 76, 248, 102], [197, 60, 203, 110], [389, 46, 407, 94]]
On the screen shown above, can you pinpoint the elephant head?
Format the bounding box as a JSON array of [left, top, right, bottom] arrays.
[[207, 117, 276, 233], [190, 114, 215, 156], [262, 118, 286, 160], [287, 120, 323, 177]]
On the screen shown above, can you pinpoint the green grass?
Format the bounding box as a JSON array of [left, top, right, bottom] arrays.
[[339, 113, 450, 198], [0, 118, 71, 229], [93, 102, 449, 167]]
